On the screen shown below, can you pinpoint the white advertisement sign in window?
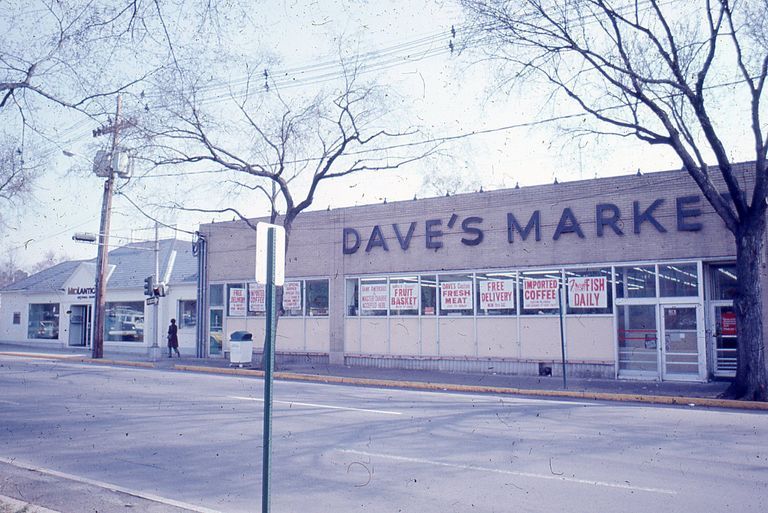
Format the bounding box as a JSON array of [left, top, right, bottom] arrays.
[[249, 283, 266, 312], [282, 281, 302, 310], [390, 283, 419, 310], [568, 276, 607, 308], [523, 278, 559, 310], [229, 287, 246, 316], [479, 279, 515, 310], [440, 281, 473, 310], [360, 283, 388, 310]]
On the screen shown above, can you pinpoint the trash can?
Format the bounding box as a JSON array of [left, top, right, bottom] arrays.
[[229, 331, 253, 366]]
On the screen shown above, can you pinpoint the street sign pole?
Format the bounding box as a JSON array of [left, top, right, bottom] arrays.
[[558, 282, 567, 390], [262, 226, 276, 513]]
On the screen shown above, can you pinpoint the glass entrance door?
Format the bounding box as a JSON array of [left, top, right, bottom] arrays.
[[711, 304, 737, 377], [617, 304, 659, 377], [661, 306, 701, 380], [68, 305, 92, 347]]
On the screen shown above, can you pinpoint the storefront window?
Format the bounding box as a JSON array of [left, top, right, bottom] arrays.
[[104, 302, 144, 342], [360, 277, 387, 316], [346, 278, 359, 316], [247, 282, 266, 316], [520, 271, 561, 315], [615, 266, 656, 298], [390, 276, 420, 316], [565, 268, 613, 315], [282, 281, 303, 317], [27, 304, 59, 339], [306, 279, 329, 316], [420, 275, 437, 316], [13, 312, 21, 325], [209, 309, 223, 355], [659, 264, 698, 297], [439, 274, 474, 316], [476, 272, 516, 316], [178, 300, 197, 328], [711, 264, 737, 300], [209, 284, 224, 306], [227, 283, 246, 316]]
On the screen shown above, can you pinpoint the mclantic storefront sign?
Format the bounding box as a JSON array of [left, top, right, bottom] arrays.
[[342, 195, 706, 254], [67, 287, 96, 298]]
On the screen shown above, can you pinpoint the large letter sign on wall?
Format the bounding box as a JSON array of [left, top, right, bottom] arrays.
[[479, 280, 515, 310], [390, 283, 419, 310], [229, 287, 247, 316], [567, 277, 607, 308], [360, 283, 388, 310], [523, 278, 559, 310], [282, 281, 302, 310], [441, 281, 473, 310]]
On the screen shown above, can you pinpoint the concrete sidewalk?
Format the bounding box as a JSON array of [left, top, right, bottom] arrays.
[[2, 342, 763, 410]]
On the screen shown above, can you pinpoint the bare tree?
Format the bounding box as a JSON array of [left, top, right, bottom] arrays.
[[461, 0, 768, 400], [137, 68, 436, 365]]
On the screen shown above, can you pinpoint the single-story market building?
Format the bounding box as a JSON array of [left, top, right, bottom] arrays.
[[197, 163, 750, 382], [0, 238, 199, 355]]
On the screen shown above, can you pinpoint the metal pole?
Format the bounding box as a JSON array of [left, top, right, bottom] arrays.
[[262, 227, 276, 513], [558, 282, 567, 389], [150, 221, 161, 359], [92, 95, 122, 359]]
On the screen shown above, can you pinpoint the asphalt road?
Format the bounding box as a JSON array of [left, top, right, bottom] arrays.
[[1, 355, 766, 513]]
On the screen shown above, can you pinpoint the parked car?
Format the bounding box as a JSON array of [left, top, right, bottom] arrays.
[[36, 321, 58, 339]]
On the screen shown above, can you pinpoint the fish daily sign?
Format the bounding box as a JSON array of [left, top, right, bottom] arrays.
[[567, 277, 607, 308]]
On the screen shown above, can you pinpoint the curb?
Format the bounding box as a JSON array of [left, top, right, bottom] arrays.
[[174, 364, 768, 411], [0, 352, 155, 369]]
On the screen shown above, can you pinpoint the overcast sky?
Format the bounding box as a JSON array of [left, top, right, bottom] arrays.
[[6, 0, 749, 272]]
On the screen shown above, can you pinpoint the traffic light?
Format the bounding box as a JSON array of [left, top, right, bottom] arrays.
[[143, 275, 154, 296], [153, 282, 167, 297]]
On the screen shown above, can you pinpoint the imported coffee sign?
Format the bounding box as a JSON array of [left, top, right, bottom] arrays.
[[567, 276, 607, 309], [441, 281, 473, 310], [523, 278, 559, 309]]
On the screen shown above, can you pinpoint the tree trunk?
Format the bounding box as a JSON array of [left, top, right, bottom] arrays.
[[724, 219, 768, 401]]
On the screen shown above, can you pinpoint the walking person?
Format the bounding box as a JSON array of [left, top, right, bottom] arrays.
[[167, 318, 180, 357]]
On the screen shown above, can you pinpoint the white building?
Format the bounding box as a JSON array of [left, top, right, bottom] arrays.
[[0, 238, 199, 355]]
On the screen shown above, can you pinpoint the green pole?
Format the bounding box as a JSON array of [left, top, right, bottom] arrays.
[[558, 281, 567, 389], [262, 227, 276, 513]]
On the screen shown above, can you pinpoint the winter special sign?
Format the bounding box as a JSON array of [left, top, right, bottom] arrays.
[[479, 280, 515, 310], [282, 281, 302, 310], [441, 281, 473, 310], [567, 276, 607, 308], [523, 278, 559, 309], [361, 283, 388, 311], [390, 283, 419, 310]]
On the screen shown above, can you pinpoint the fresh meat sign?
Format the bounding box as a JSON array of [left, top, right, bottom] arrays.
[[441, 281, 473, 310]]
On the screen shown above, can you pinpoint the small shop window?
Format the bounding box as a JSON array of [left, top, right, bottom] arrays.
[[565, 268, 613, 315], [104, 301, 144, 342], [360, 277, 388, 316], [659, 263, 698, 297], [13, 312, 21, 325], [439, 273, 474, 316], [209, 284, 224, 306], [306, 279, 329, 317], [27, 304, 59, 339], [476, 272, 516, 316], [178, 300, 197, 328], [247, 282, 266, 316], [615, 266, 656, 298], [420, 275, 437, 316], [281, 281, 303, 317], [520, 270, 561, 315], [209, 309, 223, 355], [227, 283, 246, 316], [390, 276, 420, 316], [345, 278, 359, 316], [710, 264, 737, 300]]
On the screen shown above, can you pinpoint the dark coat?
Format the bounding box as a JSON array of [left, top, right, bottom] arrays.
[[167, 322, 179, 348]]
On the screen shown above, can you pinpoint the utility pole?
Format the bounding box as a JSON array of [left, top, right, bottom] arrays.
[[91, 95, 123, 359], [148, 221, 162, 360]]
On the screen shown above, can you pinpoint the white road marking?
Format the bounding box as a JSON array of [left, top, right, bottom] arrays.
[[0, 399, 20, 406], [338, 449, 678, 496], [230, 395, 402, 415], [0, 456, 222, 513]]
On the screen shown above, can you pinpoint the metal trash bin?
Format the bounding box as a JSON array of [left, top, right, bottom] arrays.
[[229, 331, 253, 366]]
